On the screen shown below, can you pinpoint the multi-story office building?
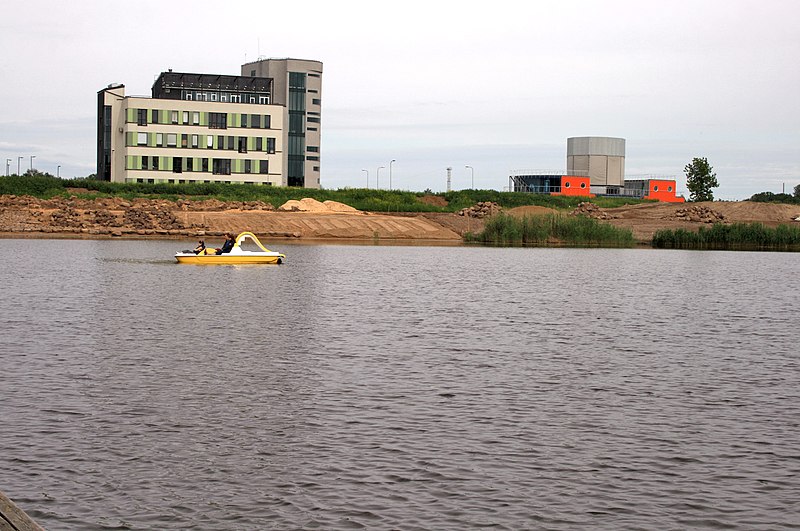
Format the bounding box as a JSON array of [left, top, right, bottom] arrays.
[[242, 58, 323, 188], [97, 58, 322, 188]]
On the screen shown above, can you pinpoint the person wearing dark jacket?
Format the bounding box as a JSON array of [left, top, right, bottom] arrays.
[[216, 233, 236, 254]]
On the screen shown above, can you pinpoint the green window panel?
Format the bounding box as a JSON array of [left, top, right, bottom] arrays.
[[126, 132, 134, 146], [200, 112, 208, 126], [148, 132, 156, 147], [248, 137, 254, 151], [126, 108, 135, 123]]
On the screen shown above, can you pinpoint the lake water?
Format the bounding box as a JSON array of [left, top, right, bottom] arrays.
[[1, 238, 798, 530]]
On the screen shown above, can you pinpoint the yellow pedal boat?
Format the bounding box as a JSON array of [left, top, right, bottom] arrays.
[[175, 232, 285, 264]]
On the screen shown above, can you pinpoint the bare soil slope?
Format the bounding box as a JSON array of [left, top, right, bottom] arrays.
[[1, 195, 797, 242]]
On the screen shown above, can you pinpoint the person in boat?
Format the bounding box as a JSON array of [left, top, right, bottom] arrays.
[[216, 233, 236, 255], [193, 240, 206, 255]]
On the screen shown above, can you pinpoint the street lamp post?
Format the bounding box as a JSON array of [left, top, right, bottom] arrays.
[[30, 155, 36, 172], [389, 159, 396, 190], [362, 169, 369, 189], [465, 165, 474, 189], [377, 166, 385, 189], [17, 157, 23, 176]]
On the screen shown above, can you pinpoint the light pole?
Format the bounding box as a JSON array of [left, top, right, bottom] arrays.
[[5, 159, 10, 176], [362, 169, 369, 189], [30, 155, 36, 172], [377, 166, 385, 189], [465, 165, 474, 189], [389, 159, 396, 190], [57, 165, 61, 178], [17, 156, 23, 175]]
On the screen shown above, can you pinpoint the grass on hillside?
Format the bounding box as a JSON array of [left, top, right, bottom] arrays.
[[0, 174, 648, 213], [466, 212, 635, 247]]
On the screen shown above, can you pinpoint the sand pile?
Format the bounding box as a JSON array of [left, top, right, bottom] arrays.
[[278, 198, 360, 213]]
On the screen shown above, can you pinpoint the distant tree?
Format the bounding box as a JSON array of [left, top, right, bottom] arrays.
[[684, 157, 719, 202], [794, 184, 800, 198]]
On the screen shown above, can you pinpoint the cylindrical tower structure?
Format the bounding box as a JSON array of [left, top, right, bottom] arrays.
[[566, 137, 626, 187]]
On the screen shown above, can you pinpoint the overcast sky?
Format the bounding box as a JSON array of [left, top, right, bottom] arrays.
[[1, 0, 798, 198]]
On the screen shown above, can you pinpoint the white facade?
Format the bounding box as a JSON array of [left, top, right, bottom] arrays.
[[99, 85, 284, 185]]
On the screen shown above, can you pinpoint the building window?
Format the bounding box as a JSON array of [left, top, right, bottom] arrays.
[[580, 182, 586, 189], [668, 186, 673, 192], [202, 158, 209, 172], [142, 156, 149, 170], [210, 93, 218, 102], [307, 127, 318, 132], [250, 69, 256, 76], [192, 112, 200, 125], [251, 114, 261, 128], [192, 135, 199, 148], [312, 98, 321, 105], [264, 115, 271, 128], [151, 109, 160, 124], [259, 96, 269, 104], [307, 156, 319, 161], [157, 133, 163, 146], [186, 158, 193, 172], [153, 157, 159, 170], [259, 160, 269, 174], [171, 111, 178, 124], [173, 157, 182, 173], [255, 137, 263, 151], [227, 136, 234, 150], [217, 135, 224, 150], [182, 111, 189, 125], [249, 96, 256, 104], [307, 146, 319, 152], [137, 108, 147, 126], [186, 93, 192, 101], [207, 136, 213, 148], [181, 134, 188, 148], [212, 158, 231, 175], [167, 133, 177, 147], [231, 94, 241, 103], [565, 182, 571, 188], [267, 138, 276, 154], [221, 94, 228, 102], [137, 132, 148, 146], [313, 166, 320, 172], [238, 137, 247, 153], [209, 112, 227, 129], [654, 185, 659, 192], [241, 114, 248, 128], [244, 160, 251, 174], [307, 117, 321, 123]]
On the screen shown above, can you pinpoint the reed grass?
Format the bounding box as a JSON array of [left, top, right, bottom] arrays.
[[466, 212, 635, 247], [652, 222, 800, 251]]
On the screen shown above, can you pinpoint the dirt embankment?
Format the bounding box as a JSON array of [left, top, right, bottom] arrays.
[[1, 194, 797, 242], [0, 195, 469, 241], [569, 201, 800, 241]]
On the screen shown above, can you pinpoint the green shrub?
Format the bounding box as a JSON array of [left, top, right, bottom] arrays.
[[652, 222, 800, 251], [467, 212, 635, 247]]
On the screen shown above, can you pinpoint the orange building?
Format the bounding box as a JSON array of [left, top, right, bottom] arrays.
[[624, 179, 685, 203]]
